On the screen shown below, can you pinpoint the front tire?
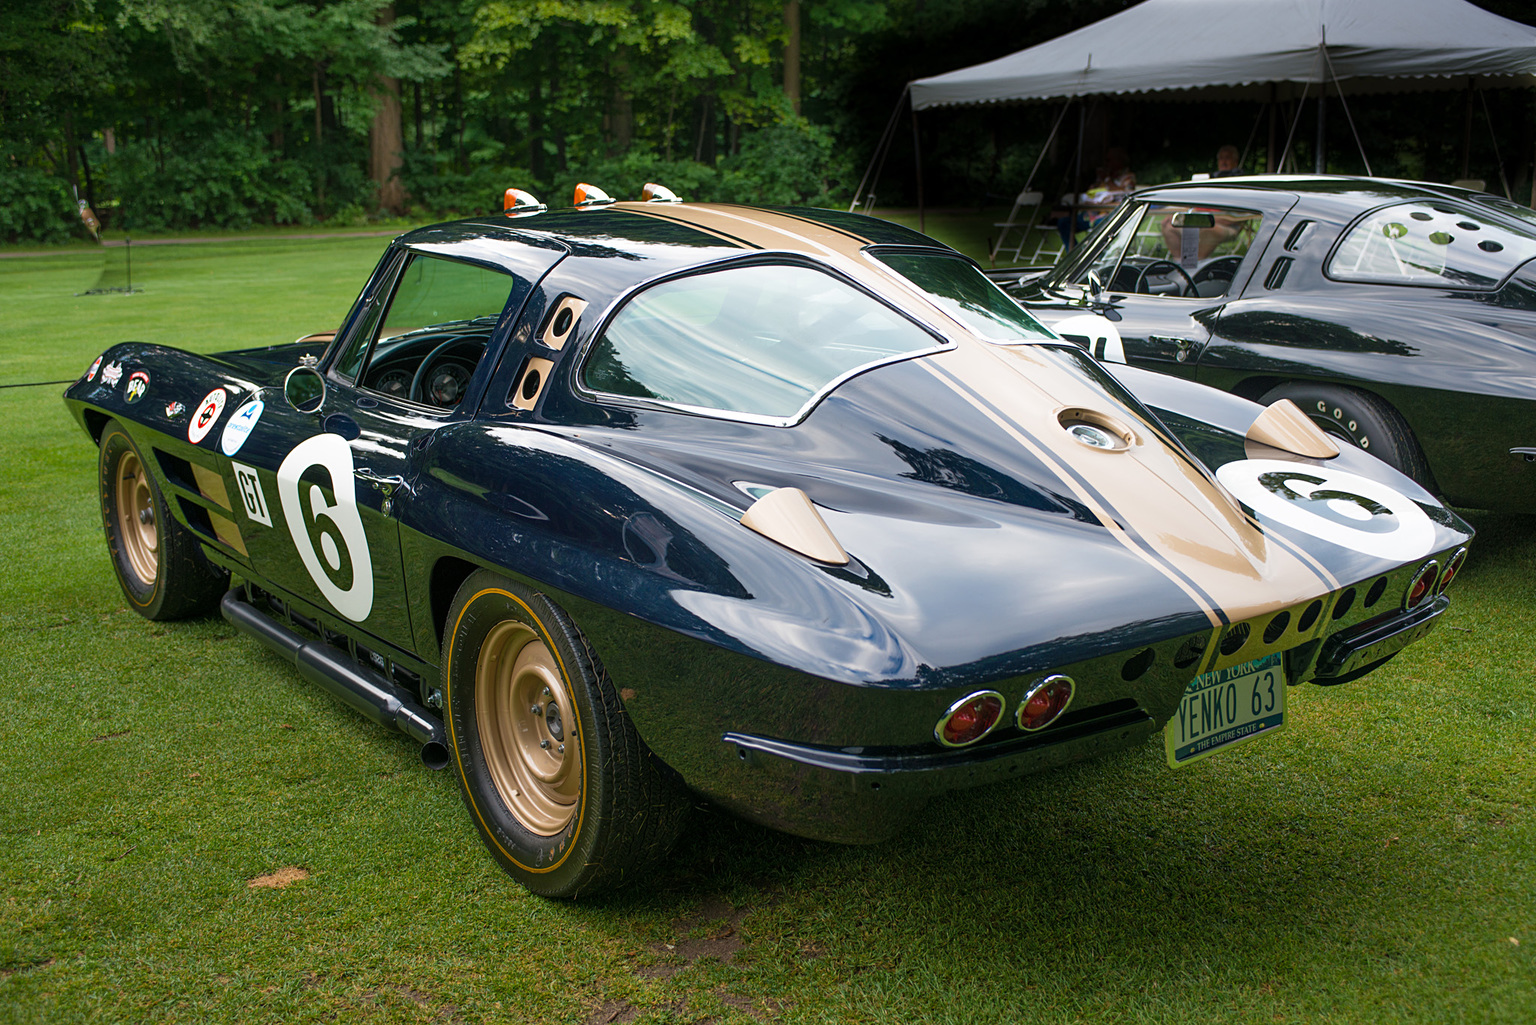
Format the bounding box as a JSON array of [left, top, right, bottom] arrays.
[[1259, 382, 1432, 486], [442, 571, 688, 897], [98, 420, 228, 620]]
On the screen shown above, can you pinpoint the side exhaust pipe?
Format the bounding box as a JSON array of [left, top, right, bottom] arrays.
[[221, 590, 450, 770]]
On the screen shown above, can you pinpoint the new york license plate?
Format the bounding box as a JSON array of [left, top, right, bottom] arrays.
[[1166, 652, 1285, 767]]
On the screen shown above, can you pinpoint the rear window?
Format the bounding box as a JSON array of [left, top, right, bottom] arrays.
[[1328, 201, 1536, 290], [582, 262, 941, 422]]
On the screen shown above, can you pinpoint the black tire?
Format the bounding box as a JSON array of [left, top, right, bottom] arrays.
[[1258, 382, 1432, 487], [98, 420, 229, 620], [442, 571, 689, 898]]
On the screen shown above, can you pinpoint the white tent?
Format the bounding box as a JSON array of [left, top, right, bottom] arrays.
[[909, 0, 1536, 109]]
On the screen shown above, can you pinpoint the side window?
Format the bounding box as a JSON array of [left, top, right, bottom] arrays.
[[353, 253, 515, 408], [1328, 201, 1536, 290], [1073, 203, 1262, 298], [582, 263, 941, 421]]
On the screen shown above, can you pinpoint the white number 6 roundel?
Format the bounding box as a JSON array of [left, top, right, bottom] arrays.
[[1215, 459, 1436, 562], [277, 433, 374, 622]]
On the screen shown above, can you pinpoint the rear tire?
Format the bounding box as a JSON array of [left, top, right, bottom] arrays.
[[98, 420, 228, 620], [1259, 382, 1432, 487], [442, 571, 689, 898]]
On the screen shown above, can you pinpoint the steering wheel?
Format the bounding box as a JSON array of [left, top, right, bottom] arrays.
[[409, 335, 486, 408], [1191, 255, 1244, 294], [1132, 259, 1197, 297]]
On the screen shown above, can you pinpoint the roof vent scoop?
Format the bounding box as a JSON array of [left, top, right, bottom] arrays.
[[740, 487, 849, 565], [574, 183, 615, 208], [1246, 399, 1341, 459], [641, 182, 681, 203], [503, 188, 546, 216]]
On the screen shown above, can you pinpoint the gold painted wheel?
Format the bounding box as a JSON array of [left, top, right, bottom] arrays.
[[113, 447, 159, 587], [474, 621, 582, 836]]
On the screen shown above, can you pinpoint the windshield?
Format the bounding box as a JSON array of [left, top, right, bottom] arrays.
[[872, 250, 1057, 343], [582, 262, 942, 422]]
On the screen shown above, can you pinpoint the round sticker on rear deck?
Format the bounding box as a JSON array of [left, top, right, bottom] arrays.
[[188, 387, 227, 444], [1215, 459, 1435, 561], [221, 398, 264, 456]]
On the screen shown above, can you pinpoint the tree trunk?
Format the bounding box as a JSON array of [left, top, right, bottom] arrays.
[[783, 1, 800, 115], [608, 55, 634, 157]]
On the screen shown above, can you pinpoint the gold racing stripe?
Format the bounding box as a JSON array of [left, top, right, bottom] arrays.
[[919, 356, 1224, 630], [925, 342, 1337, 625]]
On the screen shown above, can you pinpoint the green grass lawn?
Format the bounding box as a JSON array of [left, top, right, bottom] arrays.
[[1, 233, 1532, 1024]]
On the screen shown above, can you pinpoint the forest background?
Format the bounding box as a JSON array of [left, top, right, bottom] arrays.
[[6, 0, 1536, 245]]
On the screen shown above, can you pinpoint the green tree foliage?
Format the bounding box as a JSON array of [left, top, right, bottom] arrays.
[[3, 0, 1535, 242]]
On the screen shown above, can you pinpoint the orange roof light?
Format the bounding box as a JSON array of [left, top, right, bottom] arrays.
[[574, 183, 614, 208], [503, 188, 546, 217]]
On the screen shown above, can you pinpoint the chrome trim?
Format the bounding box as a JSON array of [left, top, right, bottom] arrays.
[[1404, 560, 1440, 610], [1439, 547, 1468, 593], [934, 690, 1006, 748], [1017, 674, 1076, 732]]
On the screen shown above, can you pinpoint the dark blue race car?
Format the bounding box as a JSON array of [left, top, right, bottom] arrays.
[[65, 188, 1472, 897]]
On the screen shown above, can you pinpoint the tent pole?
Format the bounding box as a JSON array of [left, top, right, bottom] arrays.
[[1278, 81, 1310, 173], [1462, 79, 1474, 180], [1318, 44, 1372, 176], [1068, 100, 1086, 250], [1022, 98, 1073, 195], [1267, 84, 1277, 173], [848, 85, 909, 213], [1476, 85, 1513, 200], [913, 106, 925, 233], [1315, 88, 1326, 173]]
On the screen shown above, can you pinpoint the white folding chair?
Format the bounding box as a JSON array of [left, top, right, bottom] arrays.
[[991, 189, 1047, 264]]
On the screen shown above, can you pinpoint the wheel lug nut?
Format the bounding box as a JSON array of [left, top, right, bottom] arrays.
[[542, 686, 551, 698], [557, 743, 565, 754], [540, 739, 550, 749], [530, 703, 542, 715]]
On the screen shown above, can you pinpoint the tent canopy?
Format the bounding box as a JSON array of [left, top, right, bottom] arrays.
[[909, 0, 1536, 109]]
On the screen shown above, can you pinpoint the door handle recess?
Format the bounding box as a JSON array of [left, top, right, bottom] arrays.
[[355, 467, 408, 496], [1149, 334, 1200, 362]]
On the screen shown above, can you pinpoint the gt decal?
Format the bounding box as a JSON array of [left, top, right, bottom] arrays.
[[101, 361, 124, 387], [232, 461, 272, 527], [188, 387, 228, 444], [1215, 459, 1436, 561], [1052, 313, 1126, 364], [276, 433, 373, 622], [124, 371, 149, 403], [85, 356, 103, 382], [221, 399, 264, 456]]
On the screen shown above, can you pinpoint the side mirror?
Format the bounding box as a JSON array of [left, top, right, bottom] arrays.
[[284, 366, 326, 413], [1086, 270, 1104, 298]]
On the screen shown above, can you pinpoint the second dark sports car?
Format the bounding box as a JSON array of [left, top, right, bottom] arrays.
[[996, 175, 1536, 512]]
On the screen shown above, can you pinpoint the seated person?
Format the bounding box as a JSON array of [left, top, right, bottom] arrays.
[[1213, 144, 1247, 177], [1054, 147, 1137, 246]]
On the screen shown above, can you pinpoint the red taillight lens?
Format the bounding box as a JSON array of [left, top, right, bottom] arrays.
[[1017, 675, 1075, 731], [1405, 561, 1439, 609], [1439, 548, 1468, 592], [936, 691, 1005, 747]]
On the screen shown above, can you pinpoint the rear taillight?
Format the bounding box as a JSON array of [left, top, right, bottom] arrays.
[[1439, 548, 1468, 592], [935, 691, 1005, 747], [1405, 561, 1439, 609], [1017, 675, 1075, 731]]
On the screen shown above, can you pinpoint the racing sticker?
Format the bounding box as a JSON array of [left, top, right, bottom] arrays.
[[124, 371, 150, 404], [221, 399, 264, 457], [188, 387, 228, 444], [165, 400, 186, 420], [231, 461, 272, 527], [85, 356, 103, 382], [101, 361, 124, 387], [1214, 459, 1436, 561], [276, 433, 373, 622], [1051, 313, 1126, 364]]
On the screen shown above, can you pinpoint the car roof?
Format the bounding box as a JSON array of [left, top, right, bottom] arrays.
[[393, 203, 954, 285]]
